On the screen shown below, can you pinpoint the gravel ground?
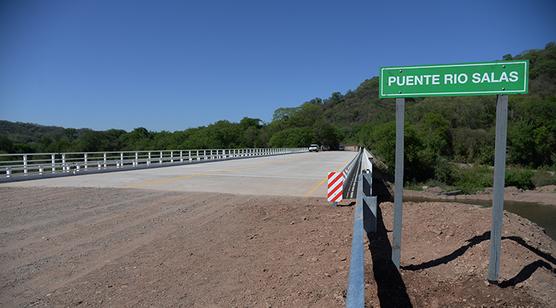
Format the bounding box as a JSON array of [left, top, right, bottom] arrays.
[[0, 186, 554, 307]]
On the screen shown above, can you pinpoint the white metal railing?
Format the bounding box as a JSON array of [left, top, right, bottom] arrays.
[[0, 148, 307, 182], [361, 148, 373, 173]]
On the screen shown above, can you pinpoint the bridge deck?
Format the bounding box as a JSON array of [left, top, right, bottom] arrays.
[[1, 151, 356, 197]]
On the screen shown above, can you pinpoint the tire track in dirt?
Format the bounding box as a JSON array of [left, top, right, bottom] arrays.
[[1, 192, 237, 306], [0, 191, 191, 253], [0, 187, 353, 307], [0, 190, 169, 235]]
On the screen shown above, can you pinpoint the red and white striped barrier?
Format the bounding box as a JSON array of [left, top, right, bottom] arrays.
[[327, 171, 344, 203]]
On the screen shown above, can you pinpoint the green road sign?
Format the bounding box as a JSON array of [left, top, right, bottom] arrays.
[[379, 60, 528, 98]]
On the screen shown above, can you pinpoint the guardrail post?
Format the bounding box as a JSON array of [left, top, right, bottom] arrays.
[[6, 167, 11, 178], [189, 150, 192, 162], [362, 173, 377, 234], [170, 151, 174, 163], [38, 165, 43, 175], [62, 154, 66, 172], [159, 151, 163, 164], [23, 154, 28, 175], [84, 153, 88, 169], [180, 150, 183, 162], [51, 154, 56, 173], [147, 152, 151, 166], [120, 152, 124, 168], [135, 152, 138, 166], [203, 150, 206, 160], [103, 153, 107, 169]]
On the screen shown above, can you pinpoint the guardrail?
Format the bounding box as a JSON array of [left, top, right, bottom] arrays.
[[341, 149, 362, 199], [0, 147, 307, 182], [346, 148, 377, 307]]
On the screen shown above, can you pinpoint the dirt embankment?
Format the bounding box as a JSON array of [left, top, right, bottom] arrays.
[[365, 201, 555, 307], [406, 185, 556, 206], [0, 186, 554, 307]]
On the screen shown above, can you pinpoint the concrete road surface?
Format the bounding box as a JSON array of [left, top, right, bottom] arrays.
[[1, 151, 357, 197]]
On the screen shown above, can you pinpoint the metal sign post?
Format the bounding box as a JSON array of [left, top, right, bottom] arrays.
[[379, 60, 528, 281], [392, 98, 405, 268], [488, 94, 508, 281]]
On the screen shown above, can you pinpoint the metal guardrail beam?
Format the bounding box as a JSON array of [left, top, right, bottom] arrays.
[[340, 149, 363, 199], [346, 147, 377, 308], [0, 147, 307, 183]]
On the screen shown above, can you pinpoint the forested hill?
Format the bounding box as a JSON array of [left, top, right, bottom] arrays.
[[1, 42, 555, 188]]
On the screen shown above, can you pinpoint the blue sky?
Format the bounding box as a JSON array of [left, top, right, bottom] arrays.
[[1, 0, 555, 131]]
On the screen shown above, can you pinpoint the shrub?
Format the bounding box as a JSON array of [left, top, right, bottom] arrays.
[[452, 165, 493, 194], [505, 168, 534, 190], [531, 170, 556, 187]]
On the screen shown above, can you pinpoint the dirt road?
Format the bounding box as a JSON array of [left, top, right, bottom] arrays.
[[1, 186, 554, 307], [0, 187, 353, 307]]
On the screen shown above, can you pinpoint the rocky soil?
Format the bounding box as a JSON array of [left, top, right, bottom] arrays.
[[365, 201, 555, 307]]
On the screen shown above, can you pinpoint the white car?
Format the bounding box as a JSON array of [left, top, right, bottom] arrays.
[[308, 144, 319, 152]]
